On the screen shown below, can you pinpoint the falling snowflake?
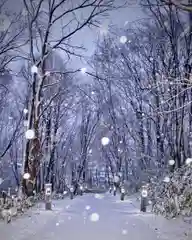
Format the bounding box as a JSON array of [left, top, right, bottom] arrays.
[[25, 129, 35, 140], [163, 176, 170, 183], [114, 175, 120, 183], [120, 36, 127, 44], [89, 213, 99, 222], [186, 158, 192, 165], [168, 159, 175, 166], [99, 20, 109, 35], [23, 173, 30, 180], [94, 194, 104, 199], [0, 14, 10, 32], [101, 137, 110, 146], [23, 108, 28, 114], [56, 222, 59, 226], [80, 67, 87, 74], [45, 71, 50, 76], [122, 229, 127, 235], [22, 8, 28, 16], [66, 205, 70, 209], [31, 65, 38, 74], [85, 205, 91, 210]]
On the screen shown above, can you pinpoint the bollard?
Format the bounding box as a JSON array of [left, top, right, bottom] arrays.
[[79, 185, 83, 196], [120, 187, 125, 201], [113, 186, 116, 196], [45, 183, 52, 210], [140, 186, 148, 212], [70, 186, 74, 199], [7, 188, 11, 197], [2, 191, 7, 205]]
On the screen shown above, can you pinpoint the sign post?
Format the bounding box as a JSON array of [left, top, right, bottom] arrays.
[[45, 183, 52, 210]]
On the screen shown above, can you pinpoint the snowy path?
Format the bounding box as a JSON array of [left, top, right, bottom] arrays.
[[0, 193, 191, 240]]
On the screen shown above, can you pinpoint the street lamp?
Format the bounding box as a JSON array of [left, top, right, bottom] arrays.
[[140, 186, 148, 212]]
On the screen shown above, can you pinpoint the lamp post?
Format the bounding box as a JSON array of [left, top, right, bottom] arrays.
[[45, 183, 52, 210], [140, 185, 148, 212]]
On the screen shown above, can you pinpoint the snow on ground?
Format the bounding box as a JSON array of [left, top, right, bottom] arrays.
[[121, 194, 192, 240], [0, 193, 191, 240]]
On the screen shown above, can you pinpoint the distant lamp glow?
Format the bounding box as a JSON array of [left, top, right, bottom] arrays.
[[168, 159, 175, 166], [23, 172, 30, 180], [25, 129, 35, 139], [31, 65, 38, 74], [80, 68, 87, 74], [120, 36, 127, 44], [101, 137, 110, 146]]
